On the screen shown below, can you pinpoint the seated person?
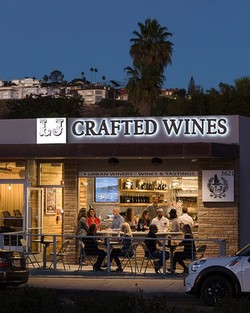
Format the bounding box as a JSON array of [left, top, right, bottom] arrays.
[[144, 224, 170, 273], [124, 207, 138, 231], [137, 209, 151, 231], [172, 224, 196, 273], [76, 207, 89, 236], [87, 207, 101, 230], [83, 223, 107, 271], [111, 208, 124, 230], [110, 222, 133, 272]]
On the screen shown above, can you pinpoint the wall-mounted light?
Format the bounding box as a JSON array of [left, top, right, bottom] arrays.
[[151, 157, 163, 166], [108, 157, 119, 166], [8, 184, 12, 190], [191, 159, 199, 163]]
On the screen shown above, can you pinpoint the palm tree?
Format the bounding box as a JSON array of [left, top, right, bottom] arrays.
[[125, 18, 173, 116], [94, 68, 98, 82], [90, 67, 94, 83]]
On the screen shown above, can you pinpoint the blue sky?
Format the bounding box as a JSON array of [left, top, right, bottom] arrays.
[[1, 0, 250, 90]]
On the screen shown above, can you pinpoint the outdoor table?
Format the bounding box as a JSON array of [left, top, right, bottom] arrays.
[[97, 230, 182, 238], [32, 238, 54, 269]]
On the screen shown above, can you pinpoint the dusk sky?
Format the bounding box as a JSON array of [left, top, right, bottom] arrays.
[[1, 0, 250, 91]]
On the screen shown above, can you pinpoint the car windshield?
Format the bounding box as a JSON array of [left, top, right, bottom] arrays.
[[235, 243, 250, 256]]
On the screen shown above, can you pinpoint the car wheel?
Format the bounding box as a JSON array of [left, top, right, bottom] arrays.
[[200, 275, 233, 306]]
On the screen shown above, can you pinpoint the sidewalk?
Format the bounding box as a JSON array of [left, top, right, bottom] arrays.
[[28, 264, 186, 295]]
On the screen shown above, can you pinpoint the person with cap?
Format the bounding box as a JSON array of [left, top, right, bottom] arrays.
[[169, 208, 180, 232], [151, 208, 169, 231]]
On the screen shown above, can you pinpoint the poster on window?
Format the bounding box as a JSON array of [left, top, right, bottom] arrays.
[[202, 170, 234, 202], [46, 188, 57, 214]]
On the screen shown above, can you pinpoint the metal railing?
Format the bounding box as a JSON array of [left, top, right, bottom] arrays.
[[0, 232, 227, 275]]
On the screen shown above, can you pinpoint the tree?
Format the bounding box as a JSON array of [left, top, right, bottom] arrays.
[[49, 70, 64, 83], [125, 18, 173, 116], [94, 68, 98, 82], [43, 75, 49, 83], [188, 76, 196, 96], [90, 67, 94, 83], [5, 95, 83, 118]]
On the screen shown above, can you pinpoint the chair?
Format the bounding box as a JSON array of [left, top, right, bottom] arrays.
[[20, 238, 40, 269], [120, 241, 139, 274], [140, 242, 162, 274], [49, 240, 71, 270], [78, 240, 97, 270], [183, 244, 207, 270], [194, 244, 207, 260], [13, 209, 22, 216], [2, 210, 11, 217]]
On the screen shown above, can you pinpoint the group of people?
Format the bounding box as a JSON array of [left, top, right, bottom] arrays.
[[77, 207, 134, 272], [76, 200, 196, 273]]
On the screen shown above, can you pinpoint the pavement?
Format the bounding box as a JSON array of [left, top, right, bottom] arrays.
[[27, 264, 187, 295]]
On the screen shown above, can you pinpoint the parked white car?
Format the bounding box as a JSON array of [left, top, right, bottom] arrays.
[[185, 243, 250, 306]]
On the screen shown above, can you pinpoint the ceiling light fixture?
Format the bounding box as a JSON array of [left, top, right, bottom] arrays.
[[108, 157, 119, 166], [151, 157, 163, 166]]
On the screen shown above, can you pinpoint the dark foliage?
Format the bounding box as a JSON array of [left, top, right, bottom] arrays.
[[4, 95, 84, 118]]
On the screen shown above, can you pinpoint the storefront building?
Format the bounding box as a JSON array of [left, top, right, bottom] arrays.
[[0, 115, 249, 257]]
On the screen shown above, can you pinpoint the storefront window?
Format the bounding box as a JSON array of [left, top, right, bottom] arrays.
[[79, 175, 198, 227], [0, 183, 24, 229], [0, 162, 26, 180], [39, 163, 64, 185]]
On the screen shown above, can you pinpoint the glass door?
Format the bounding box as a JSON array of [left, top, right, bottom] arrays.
[[26, 187, 44, 237]]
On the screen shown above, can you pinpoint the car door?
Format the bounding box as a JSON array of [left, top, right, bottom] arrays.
[[241, 256, 250, 291]]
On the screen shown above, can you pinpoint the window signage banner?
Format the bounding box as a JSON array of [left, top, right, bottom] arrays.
[[202, 170, 234, 202], [68, 115, 239, 144], [79, 171, 198, 177]]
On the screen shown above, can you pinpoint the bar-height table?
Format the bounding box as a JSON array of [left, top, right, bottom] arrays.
[[33, 237, 54, 269]]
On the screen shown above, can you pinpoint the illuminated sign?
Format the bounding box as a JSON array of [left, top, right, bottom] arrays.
[[35, 116, 239, 144], [68, 116, 239, 144], [37, 118, 67, 144]]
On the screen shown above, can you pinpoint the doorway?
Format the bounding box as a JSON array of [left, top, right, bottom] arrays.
[[26, 187, 44, 236]]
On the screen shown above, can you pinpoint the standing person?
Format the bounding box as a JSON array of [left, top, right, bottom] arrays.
[[151, 208, 169, 231], [111, 208, 124, 230], [87, 207, 101, 230], [144, 224, 170, 273], [109, 222, 133, 272], [83, 224, 107, 271], [137, 209, 151, 231], [76, 207, 89, 236], [168, 208, 180, 232], [146, 195, 161, 219], [179, 207, 194, 228], [125, 207, 138, 230], [172, 224, 196, 273]]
